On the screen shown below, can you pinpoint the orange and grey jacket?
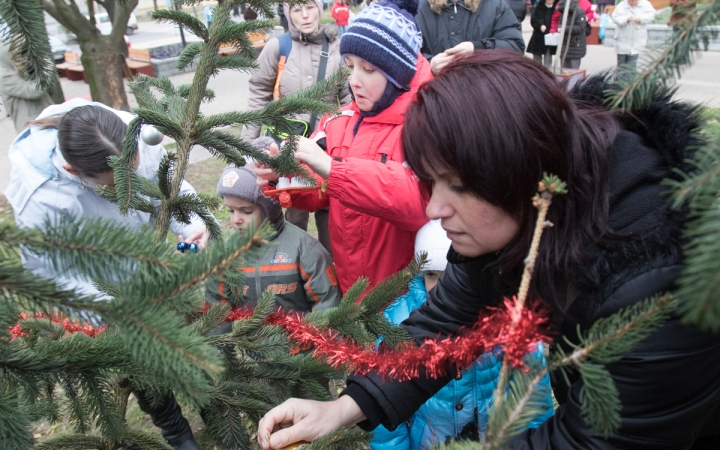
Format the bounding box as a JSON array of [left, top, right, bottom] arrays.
[[206, 218, 341, 314]]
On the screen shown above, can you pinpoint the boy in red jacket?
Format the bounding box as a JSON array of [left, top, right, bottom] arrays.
[[331, 0, 350, 36], [256, 0, 431, 296]]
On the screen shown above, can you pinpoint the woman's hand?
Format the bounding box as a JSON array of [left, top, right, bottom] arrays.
[[255, 143, 281, 187], [178, 225, 210, 250], [444, 41, 475, 56], [431, 42, 474, 74], [430, 52, 454, 74], [294, 136, 332, 178], [257, 396, 366, 450], [541, 24, 547, 32]]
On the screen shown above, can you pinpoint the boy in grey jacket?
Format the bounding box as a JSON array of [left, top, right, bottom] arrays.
[[207, 165, 341, 316]]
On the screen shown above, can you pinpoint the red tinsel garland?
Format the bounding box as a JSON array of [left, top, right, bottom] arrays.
[[9, 312, 104, 341], [215, 297, 549, 382]]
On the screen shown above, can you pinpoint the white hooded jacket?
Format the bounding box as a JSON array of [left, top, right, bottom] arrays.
[[4, 99, 204, 303], [612, 0, 656, 55]]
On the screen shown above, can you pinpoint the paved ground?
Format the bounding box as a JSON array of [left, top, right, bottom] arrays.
[[2, 18, 720, 196]]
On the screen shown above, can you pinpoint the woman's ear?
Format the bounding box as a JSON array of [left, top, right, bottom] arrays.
[[62, 164, 80, 176]]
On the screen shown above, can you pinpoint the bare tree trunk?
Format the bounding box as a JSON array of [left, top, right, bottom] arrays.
[[79, 37, 129, 110], [48, 72, 66, 104], [44, 0, 137, 110]]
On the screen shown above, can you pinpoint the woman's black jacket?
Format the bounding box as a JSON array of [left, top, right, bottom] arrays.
[[342, 79, 720, 448]]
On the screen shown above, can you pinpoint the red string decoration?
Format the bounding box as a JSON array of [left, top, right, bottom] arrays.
[[9, 312, 104, 341], [212, 297, 550, 382]]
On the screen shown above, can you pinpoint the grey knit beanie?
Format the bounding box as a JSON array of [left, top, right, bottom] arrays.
[[217, 165, 283, 223]]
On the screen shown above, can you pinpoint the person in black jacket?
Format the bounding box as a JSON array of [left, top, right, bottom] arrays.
[[527, 0, 559, 67], [557, 0, 588, 68], [504, 0, 527, 22], [257, 51, 720, 450], [415, 0, 525, 74]]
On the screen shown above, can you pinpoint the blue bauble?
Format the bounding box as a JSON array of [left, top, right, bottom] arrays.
[[189, 243, 199, 253], [177, 242, 188, 252]]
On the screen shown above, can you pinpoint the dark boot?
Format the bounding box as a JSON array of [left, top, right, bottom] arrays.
[[134, 390, 201, 450]]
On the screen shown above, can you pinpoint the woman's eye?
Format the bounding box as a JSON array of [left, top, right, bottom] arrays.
[[450, 185, 467, 193], [363, 67, 375, 73]]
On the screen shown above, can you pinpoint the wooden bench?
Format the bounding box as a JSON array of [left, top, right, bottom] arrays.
[[126, 48, 154, 77], [56, 52, 85, 81], [218, 32, 267, 56]]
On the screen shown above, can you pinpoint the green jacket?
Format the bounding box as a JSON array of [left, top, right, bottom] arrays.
[[206, 219, 341, 314], [0, 44, 53, 132]]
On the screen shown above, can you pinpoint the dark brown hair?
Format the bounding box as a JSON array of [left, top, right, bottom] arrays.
[[402, 51, 621, 309], [30, 105, 127, 177]]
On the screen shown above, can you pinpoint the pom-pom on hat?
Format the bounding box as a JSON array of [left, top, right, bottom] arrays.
[[340, 0, 423, 88], [415, 220, 452, 272], [217, 165, 283, 223]]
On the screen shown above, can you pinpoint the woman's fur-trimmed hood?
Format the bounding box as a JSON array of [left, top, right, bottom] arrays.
[[429, 0, 482, 14]]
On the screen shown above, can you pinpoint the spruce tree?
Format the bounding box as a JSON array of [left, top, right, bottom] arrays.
[[5, 0, 720, 449]]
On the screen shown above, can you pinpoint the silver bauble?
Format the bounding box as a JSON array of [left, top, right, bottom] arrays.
[[140, 125, 164, 146]]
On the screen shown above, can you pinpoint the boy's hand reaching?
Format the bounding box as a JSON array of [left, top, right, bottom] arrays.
[[255, 142, 281, 187], [294, 136, 332, 178]]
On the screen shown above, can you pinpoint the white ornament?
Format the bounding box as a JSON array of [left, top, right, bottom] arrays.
[[140, 125, 164, 146]]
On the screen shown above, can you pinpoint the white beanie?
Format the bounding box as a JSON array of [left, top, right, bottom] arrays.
[[414, 220, 452, 272]]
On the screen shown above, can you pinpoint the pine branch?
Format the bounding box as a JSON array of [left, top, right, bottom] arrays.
[[214, 54, 260, 72], [302, 427, 372, 450], [120, 429, 174, 450], [0, 0, 57, 90], [608, 0, 720, 110], [79, 376, 125, 444], [34, 433, 105, 449], [131, 74, 178, 101], [0, 387, 33, 450], [676, 201, 720, 330], [0, 260, 97, 316], [152, 9, 209, 41], [177, 84, 215, 101], [177, 42, 203, 71], [213, 20, 275, 50], [664, 138, 720, 331], [192, 130, 250, 166], [8, 217, 177, 284], [105, 299, 220, 405], [486, 367, 551, 446]]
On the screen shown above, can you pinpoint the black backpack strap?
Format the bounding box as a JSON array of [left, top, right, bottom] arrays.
[[308, 32, 330, 132]]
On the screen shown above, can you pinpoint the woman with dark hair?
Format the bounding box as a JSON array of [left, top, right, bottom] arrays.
[[257, 51, 720, 448]]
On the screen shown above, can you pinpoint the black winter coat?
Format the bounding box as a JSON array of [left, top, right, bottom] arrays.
[[415, 0, 525, 60], [504, 0, 527, 23], [343, 79, 720, 449], [559, 2, 588, 60], [527, 0, 559, 55]]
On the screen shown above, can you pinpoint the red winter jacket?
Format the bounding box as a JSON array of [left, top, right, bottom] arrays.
[[291, 57, 433, 294], [331, 1, 351, 26]]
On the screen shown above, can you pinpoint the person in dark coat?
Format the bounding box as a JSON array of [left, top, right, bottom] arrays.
[[527, 0, 559, 67], [415, 0, 525, 74], [556, 0, 588, 68], [504, 0, 527, 22], [256, 51, 720, 450]]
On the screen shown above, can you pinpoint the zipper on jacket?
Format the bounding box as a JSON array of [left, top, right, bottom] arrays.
[[380, 153, 387, 164]]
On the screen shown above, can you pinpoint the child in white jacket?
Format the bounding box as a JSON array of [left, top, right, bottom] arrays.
[[612, 0, 656, 75]]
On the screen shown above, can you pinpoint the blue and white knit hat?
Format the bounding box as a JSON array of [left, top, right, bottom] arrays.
[[340, 0, 423, 88]]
